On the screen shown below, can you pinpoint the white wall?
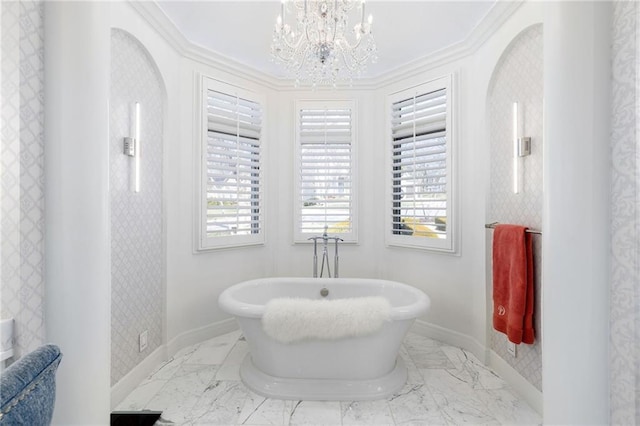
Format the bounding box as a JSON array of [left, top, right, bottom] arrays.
[[165, 61, 275, 342], [110, 1, 274, 351], [44, 2, 112, 423], [542, 2, 611, 423], [268, 89, 378, 280], [373, 2, 544, 352]]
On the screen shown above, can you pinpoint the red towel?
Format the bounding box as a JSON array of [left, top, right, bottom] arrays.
[[492, 224, 535, 344]]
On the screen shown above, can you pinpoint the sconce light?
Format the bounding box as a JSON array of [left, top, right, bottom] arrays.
[[123, 102, 141, 193], [512, 102, 531, 194]]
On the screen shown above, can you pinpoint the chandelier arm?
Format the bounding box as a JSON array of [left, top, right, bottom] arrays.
[[335, 47, 359, 73], [305, 22, 313, 46], [331, 10, 339, 44], [291, 42, 313, 74], [338, 33, 363, 51], [274, 31, 308, 63], [296, 49, 308, 75], [290, 35, 307, 54]]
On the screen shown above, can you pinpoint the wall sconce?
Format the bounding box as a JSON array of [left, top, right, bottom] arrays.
[[512, 102, 531, 194], [123, 102, 141, 193]]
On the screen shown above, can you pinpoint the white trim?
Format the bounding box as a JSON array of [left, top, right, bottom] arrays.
[[385, 75, 456, 253], [195, 76, 267, 251], [110, 345, 167, 410], [127, 1, 280, 90], [192, 70, 204, 253], [110, 317, 238, 410], [293, 99, 358, 243], [410, 319, 487, 363], [371, 1, 523, 88], [240, 354, 407, 401], [488, 349, 543, 416], [166, 317, 238, 357], [410, 319, 542, 416], [128, 0, 522, 92]]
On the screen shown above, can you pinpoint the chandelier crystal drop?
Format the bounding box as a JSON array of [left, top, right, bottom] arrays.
[[271, 0, 378, 87]]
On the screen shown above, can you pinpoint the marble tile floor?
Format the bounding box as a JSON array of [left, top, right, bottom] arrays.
[[116, 330, 541, 425]]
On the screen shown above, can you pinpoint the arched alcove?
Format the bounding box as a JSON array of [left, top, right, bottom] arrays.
[[486, 23, 543, 393], [109, 28, 166, 386]]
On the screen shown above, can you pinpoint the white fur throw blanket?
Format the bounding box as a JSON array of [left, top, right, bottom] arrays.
[[262, 297, 391, 344]]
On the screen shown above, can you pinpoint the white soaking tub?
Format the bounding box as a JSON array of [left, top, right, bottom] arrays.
[[218, 277, 430, 400]]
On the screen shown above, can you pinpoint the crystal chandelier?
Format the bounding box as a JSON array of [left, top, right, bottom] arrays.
[[271, 0, 377, 87]]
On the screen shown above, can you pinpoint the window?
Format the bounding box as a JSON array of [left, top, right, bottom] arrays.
[[198, 78, 264, 250], [386, 76, 455, 252], [294, 100, 356, 242]]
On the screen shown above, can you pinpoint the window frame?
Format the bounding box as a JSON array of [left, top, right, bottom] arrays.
[[385, 75, 456, 253], [195, 76, 266, 251], [293, 99, 358, 243]]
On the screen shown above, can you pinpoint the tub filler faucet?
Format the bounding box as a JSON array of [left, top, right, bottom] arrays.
[[308, 225, 343, 278]]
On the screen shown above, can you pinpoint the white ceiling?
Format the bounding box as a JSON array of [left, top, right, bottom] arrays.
[[156, 1, 496, 79]]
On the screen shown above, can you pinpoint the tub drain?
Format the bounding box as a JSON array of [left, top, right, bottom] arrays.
[[320, 288, 329, 297]]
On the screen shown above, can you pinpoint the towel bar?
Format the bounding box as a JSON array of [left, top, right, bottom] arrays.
[[485, 222, 542, 235]]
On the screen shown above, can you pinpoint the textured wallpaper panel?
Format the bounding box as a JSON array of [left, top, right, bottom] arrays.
[[0, 0, 45, 360], [610, 1, 639, 424], [487, 24, 543, 392], [110, 29, 165, 385]]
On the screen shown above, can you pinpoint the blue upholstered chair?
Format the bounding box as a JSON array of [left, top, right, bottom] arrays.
[[0, 344, 62, 425]]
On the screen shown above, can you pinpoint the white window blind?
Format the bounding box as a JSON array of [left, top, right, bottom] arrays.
[[387, 76, 454, 252], [200, 83, 264, 249], [295, 101, 356, 242]]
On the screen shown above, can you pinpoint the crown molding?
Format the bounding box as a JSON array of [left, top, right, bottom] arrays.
[[127, 1, 282, 90], [368, 0, 524, 88], [467, 0, 525, 53], [127, 1, 188, 53], [128, 0, 523, 91]]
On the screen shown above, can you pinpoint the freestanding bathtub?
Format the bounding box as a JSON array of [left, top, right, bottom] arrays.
[[218, 277, 430, 400]]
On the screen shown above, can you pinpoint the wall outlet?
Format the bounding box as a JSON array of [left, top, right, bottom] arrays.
[[139, 330, 148, 352], [507, 341, 517, 357]]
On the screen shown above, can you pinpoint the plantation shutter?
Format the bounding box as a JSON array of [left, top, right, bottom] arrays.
[[391, 87, 447, 239], [205, 89, 262, 240], [297, 105, 354, 239]]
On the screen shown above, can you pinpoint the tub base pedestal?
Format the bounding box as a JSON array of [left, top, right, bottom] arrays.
[[240, 355, 407, 401]]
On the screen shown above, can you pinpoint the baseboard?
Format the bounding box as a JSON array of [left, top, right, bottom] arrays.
[[410, 319, 489, 363], [487, 349, 543, 415], [110, 317, 239, 410], [110, 345, 167, 410], [112, 318, 543, 416], [165, 317, 238, 358], [410, 320, 542, 416]]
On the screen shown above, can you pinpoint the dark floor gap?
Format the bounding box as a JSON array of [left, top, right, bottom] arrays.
[[110, 410, 162, 426]]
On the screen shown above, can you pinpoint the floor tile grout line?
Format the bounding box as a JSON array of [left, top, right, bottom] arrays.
[[123, 331, 541, 425]]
